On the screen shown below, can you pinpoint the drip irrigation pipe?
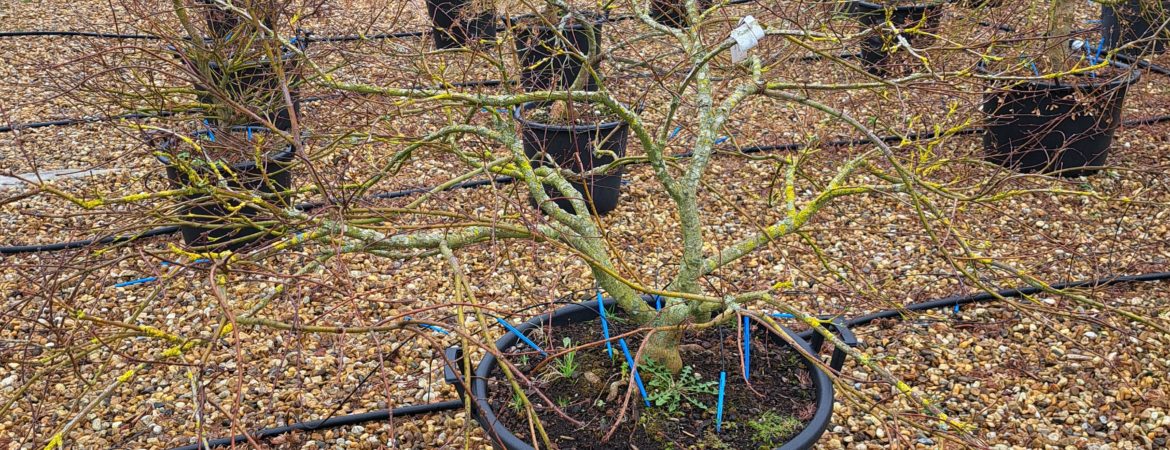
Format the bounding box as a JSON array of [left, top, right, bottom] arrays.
[[0, 112, 175, 134], [5, 112, 1170, 256], [0, 226, 181, 255], [0, 30, 161, 39], [837, 271, 1170, 330], [167, 399, 463, 450]]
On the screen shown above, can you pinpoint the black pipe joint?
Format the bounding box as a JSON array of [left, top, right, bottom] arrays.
[[807, 316, 859, 373]]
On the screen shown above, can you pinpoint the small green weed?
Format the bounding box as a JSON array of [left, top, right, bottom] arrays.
[[642, 360, 718, 414], [509, 390, 525, 414], [551, 337, 578, 379], [748, 411, 802, 447]]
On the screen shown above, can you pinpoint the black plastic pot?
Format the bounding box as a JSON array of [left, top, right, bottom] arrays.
[[426, 0, 498, 49], [514, 15, 603, 92], [194, 53, 301, 131], [847, 1, 944, 75], [649, 0, 711, 28], [455, 298, 835, 450], [158, 127, 294, 250], [515, 103, 627, 215], [982, 70, 1140, 177], [1102, 0, 1170, 55]]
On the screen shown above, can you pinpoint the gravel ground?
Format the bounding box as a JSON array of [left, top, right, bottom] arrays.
[[3, 0, 1170, 449]]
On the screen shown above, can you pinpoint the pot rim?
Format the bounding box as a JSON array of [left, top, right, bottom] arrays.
[[513, 102, 628, 133], [470, 298, 835, 450], [156, 126, 295, 170], [977, 61, 1142, 93], [851, 0, 946, 13]]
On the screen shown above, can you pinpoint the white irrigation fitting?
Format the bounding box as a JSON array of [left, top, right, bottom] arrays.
[[729, 15, 765, 63]]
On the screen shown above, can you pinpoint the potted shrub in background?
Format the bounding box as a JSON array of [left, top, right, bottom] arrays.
[[846, 0, 946, 75], [512, 8, 604, 93], [426, 0, 499, 49], [177, 0, 304, 131], [1102, 0, 1170, 55], [981, 0, 1141, 176], [511, 7, 621, 214]]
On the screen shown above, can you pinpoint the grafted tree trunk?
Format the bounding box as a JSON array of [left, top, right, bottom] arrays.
[[1044, 0, 1077, 74]]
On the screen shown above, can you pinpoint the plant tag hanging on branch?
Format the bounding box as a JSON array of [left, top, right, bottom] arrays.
[[729, 15, 765, 64]]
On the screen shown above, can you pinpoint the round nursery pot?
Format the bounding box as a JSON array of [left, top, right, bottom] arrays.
[[514, 15, 603, 93], [426, 0, 498, 49], [515, 103, 627, 215], [157, 127, 295, 250], [649, 0, 712, 28], [1102, 0, 1170, 55], [982, 69, 1140, 177], [847, 1, 944, 75], [467, 298, 835, 450], [194, 53, 302, 131]]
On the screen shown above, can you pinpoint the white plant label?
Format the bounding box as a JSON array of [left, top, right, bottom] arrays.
[[730, 15, 765, 64]]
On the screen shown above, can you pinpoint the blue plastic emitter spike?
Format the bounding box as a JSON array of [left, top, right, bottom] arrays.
[[597, 291, 614, 358], [716, 371, 727, 432], [113, 277, 157, 288], [618, 338, 651, 407], [743, 316, 751, 381], [495, 317, 547, 356]]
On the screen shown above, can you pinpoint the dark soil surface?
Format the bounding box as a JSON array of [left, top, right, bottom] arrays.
[[487, 312, 818, 449], [525, 102, 620, 127]]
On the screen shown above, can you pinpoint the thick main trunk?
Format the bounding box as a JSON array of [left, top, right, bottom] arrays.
[[1044, 0, 1076, 74], [642, 324, 685, 374]]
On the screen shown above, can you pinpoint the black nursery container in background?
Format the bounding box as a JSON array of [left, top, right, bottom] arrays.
[[1102, 0, 1170, 55], [157, 127, 295, 250], [513, 14, 603, 92], [426, 0, 498, 49], [982, 70, 1140, 177], [649, 0, 712, 28], [847, 1, 944, 75], [515, 103, 627, 215], [195, 0, 277, 40], [195, 0, 240, 39]]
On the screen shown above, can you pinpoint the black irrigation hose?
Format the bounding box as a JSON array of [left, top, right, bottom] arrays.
[[839, 271, 1170, 330], [0, 30, 160, 39], [167, 399, 463, 450], [1114, 53, 1170, 77], [0, 226, 181, 255], [0, 112, 177, 133]]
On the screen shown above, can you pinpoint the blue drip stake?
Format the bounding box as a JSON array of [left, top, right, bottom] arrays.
[[113, 277, 157, 288], [715, 371, 727, 432], [743, 316, 751, 380], [597, 291, 614, 358], [618, 338, 651, 407], [495, 317, 547, 356]]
